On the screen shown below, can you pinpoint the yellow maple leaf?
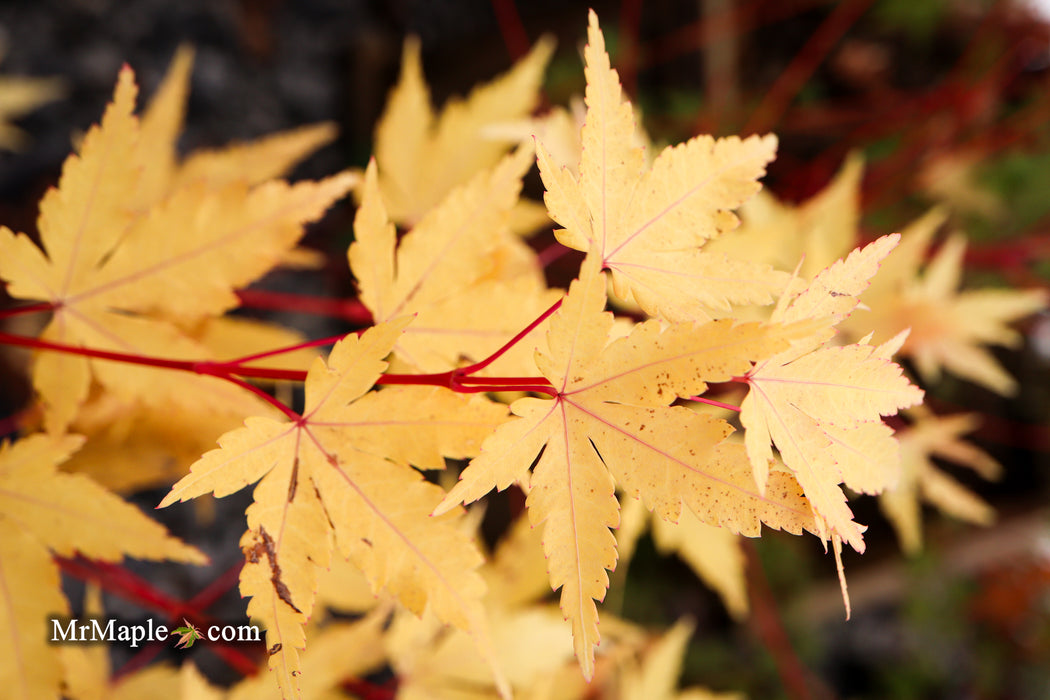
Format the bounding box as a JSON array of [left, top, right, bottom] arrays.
[[373, 35, 553, 228], [620, 620, 744, 700], [0, 434, 203, 700], [536, 11, 787, 323], [60, 318, 314, 494], [880, 408, 1001, 555], [0, 66, 355, 432], [741, 236, 924, 570], [160, 319, 510, 699], [349, 149, 560, 373], [706, 152, 863, 281], [842, 209, 1048, 394], [133, 45, 338, 211], [438, 255, 821, 677]]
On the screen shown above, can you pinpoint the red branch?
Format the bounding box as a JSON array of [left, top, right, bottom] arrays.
[[489, 0, 530, 61], [235, 289, 373, 325], [0, 301, 54, 320], [0, 296, 568, 408]]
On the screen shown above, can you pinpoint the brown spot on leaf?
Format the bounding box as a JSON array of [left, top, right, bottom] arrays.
[[269, 643, 283, 655], [287, 456, 300, 502], [245, 527, 303, 614]]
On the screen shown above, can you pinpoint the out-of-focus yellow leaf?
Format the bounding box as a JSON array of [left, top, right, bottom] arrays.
[[373, 35, 553, 227]]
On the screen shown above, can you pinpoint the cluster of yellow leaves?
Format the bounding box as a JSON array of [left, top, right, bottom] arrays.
[[1, 7, 1044, 700], [722, 149, 1046, 552], [0, 48, 355, 700], [0, 53, 349, 435]]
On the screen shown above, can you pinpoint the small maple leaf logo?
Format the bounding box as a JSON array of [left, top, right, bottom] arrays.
[[171, 619, 202, 649]]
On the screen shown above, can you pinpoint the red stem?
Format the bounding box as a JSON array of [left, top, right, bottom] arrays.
[[220, 373, 300, 420], [235, 289, 373, 325], [0, 300, 54, 320], [56, 556, 186, 617], [691, 395, 741, 412], [221, 334, 345, 366], [456, 297, 562, 375], [0, 294, 569, 412], [489, 0, 530, 61], [536, 240, 571, 269], [186, 560, 245, 611]]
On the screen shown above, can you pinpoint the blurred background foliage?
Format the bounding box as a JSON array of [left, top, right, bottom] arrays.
[[1, 1, 1049, 698]]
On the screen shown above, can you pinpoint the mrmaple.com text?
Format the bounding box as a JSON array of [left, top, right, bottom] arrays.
[[50, 618, 261, 647]]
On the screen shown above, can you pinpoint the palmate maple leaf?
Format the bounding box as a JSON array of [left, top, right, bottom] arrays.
[[437, 256, 823, 677], [841, 209, 1048, 395], [160, 318, 511, 699], [880, 408, 1002, 555], [740, 236, 925, 571], [373, 34, 553, 230], [705, 152, 864, 282], [536, 11, 788, 323], [0, 66, 355, 432], [133, 45, 340, 211], [0, 434, 204, 700], [349, 148, 559, 374]]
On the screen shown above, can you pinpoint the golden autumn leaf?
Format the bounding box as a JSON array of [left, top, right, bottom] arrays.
[[0, 66, 355, 432], [741, 235, 924, 571], [536, 11, 787, 323], [133, 46, 338, 210], [60, 318, 313, 494], [349, 149, 560, 374], [373, 35, 553, 228], [880, 408, 1001, 555], [0, 434, 203, 700], [842, 209, 1048, 395], [707, 152, 864, 281], [438, 256, 822, 677], [620, 620, 744, 700], [0, 521, 67, 700], [160, 319, 510, 699]]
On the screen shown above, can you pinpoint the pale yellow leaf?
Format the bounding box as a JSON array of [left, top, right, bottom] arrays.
[[482, 512, 554, 609], [708, 151, 863, 280], [175, 123, 339, 190], [374, 35, 554, 226], [0, 520, 67, 700], [90, 172, 356, 322], [135, 45, 193, 209], [0, 434, 204, 563], [881, 410, 1000, 554], [440, 256, 820, 677], [161, 319, 505, 699], [537, 12, 785, 322], [0, 66, 354, 432], [844, 217, 1047, 395], [350, 149, 557, 373]]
